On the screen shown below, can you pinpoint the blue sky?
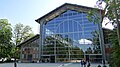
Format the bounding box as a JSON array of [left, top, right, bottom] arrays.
[[0, 0, 113, 34]]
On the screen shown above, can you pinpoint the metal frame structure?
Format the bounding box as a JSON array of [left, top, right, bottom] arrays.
[[35, 3, 105, 63]]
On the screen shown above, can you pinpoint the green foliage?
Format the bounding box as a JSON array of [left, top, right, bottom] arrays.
[[0, 19, 34, 61], [110, 43, 120, 67], [13, 23, 34, 45], [87, 9, 101, 24], [104, 0, 120, 24], [43, 34, 84, 61], [109, 29, 120, 67], [0, 19, 12, 45], [0, 19, 13, 59], [102, 0, 120, 66], [88, 0, 120, 66], [12, 23, 34, 60]]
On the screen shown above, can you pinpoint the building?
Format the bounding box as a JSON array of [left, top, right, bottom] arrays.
[[103, 28, 112, 62], [18, 3, 105, 63], [17, 34, 39, 62]]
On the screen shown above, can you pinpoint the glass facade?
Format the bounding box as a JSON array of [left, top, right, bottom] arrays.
[[41, 10, 102, 62]]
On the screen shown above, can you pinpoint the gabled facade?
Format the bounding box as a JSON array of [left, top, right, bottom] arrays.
[[35, 3, 104, 63], [18, 3, 105, 63]]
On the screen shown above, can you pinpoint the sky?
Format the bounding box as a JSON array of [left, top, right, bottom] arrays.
[[0, 0, 113, 34]]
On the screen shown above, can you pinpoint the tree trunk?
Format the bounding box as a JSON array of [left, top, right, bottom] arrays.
[[116, 21, 120, 46], [114, 0, 120, 46]]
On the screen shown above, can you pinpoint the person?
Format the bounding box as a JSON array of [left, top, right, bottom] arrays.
[[81, 60, 84, 67], [83, 60, 87, 67], [87, 61, 90, 67]]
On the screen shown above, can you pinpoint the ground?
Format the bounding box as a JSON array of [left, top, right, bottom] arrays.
[[0, 63, 109, 67]]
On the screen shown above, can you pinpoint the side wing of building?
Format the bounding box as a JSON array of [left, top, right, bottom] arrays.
[[17, 34, 39, 62]]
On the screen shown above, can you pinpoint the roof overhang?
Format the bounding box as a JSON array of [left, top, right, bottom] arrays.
[[35, 3, 104, 24], [17, 34, 39, 47]]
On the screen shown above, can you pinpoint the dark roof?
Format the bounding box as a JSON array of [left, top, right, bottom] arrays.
[[35, 3, 104, 24], [17, 34, 39, 47]]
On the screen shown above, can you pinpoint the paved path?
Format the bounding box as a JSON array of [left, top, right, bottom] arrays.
[[58, 63, 109, 67], [0, 63, 109, 67]]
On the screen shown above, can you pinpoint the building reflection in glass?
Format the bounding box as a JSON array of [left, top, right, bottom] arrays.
[[42, 10, 102, 62]]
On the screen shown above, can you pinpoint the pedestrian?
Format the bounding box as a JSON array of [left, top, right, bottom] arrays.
[[83, 60, 86, 67], [98, 65, 101, 67], [87, 61, 90, 67], [81, 60, 83, 67]]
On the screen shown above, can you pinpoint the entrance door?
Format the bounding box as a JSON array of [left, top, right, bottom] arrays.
[[28, 54, 32, 62], [50, 56, 55, 63]]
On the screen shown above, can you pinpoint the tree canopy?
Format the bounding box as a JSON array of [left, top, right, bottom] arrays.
[[0, 19, 34, 62], [0, 19, 12, 45], [0, 19, 13, 59], [87, 0, 120, 66], [13, 23, 34, 45], [101, 1, 120, 66], [103, 0, 120, 46]]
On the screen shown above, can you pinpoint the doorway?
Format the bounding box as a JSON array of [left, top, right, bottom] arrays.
[[27, 54, 32, 62]]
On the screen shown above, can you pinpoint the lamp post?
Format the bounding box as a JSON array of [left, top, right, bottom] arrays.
[[14, 45, 17, 67]]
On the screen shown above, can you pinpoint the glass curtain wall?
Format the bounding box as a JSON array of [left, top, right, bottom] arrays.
[[42, 10, 102, 62]]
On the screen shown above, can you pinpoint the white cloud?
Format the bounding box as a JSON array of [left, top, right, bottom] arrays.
[[78, 39, 92, 44], [45, 28, 54, 35]]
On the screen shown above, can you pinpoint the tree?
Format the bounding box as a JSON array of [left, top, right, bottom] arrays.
[[97, 0, 120, 67], [92, 0, 120, 45], [0, 19, 12, 45], [87, 0, 120, 66], [0, 19, 13, 59], [103, 0, 120, 46], [13, 23, 34, 45], [87, 0, 120, 45], [109, 29, 120, 67], [12, 23, 34, 67]]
